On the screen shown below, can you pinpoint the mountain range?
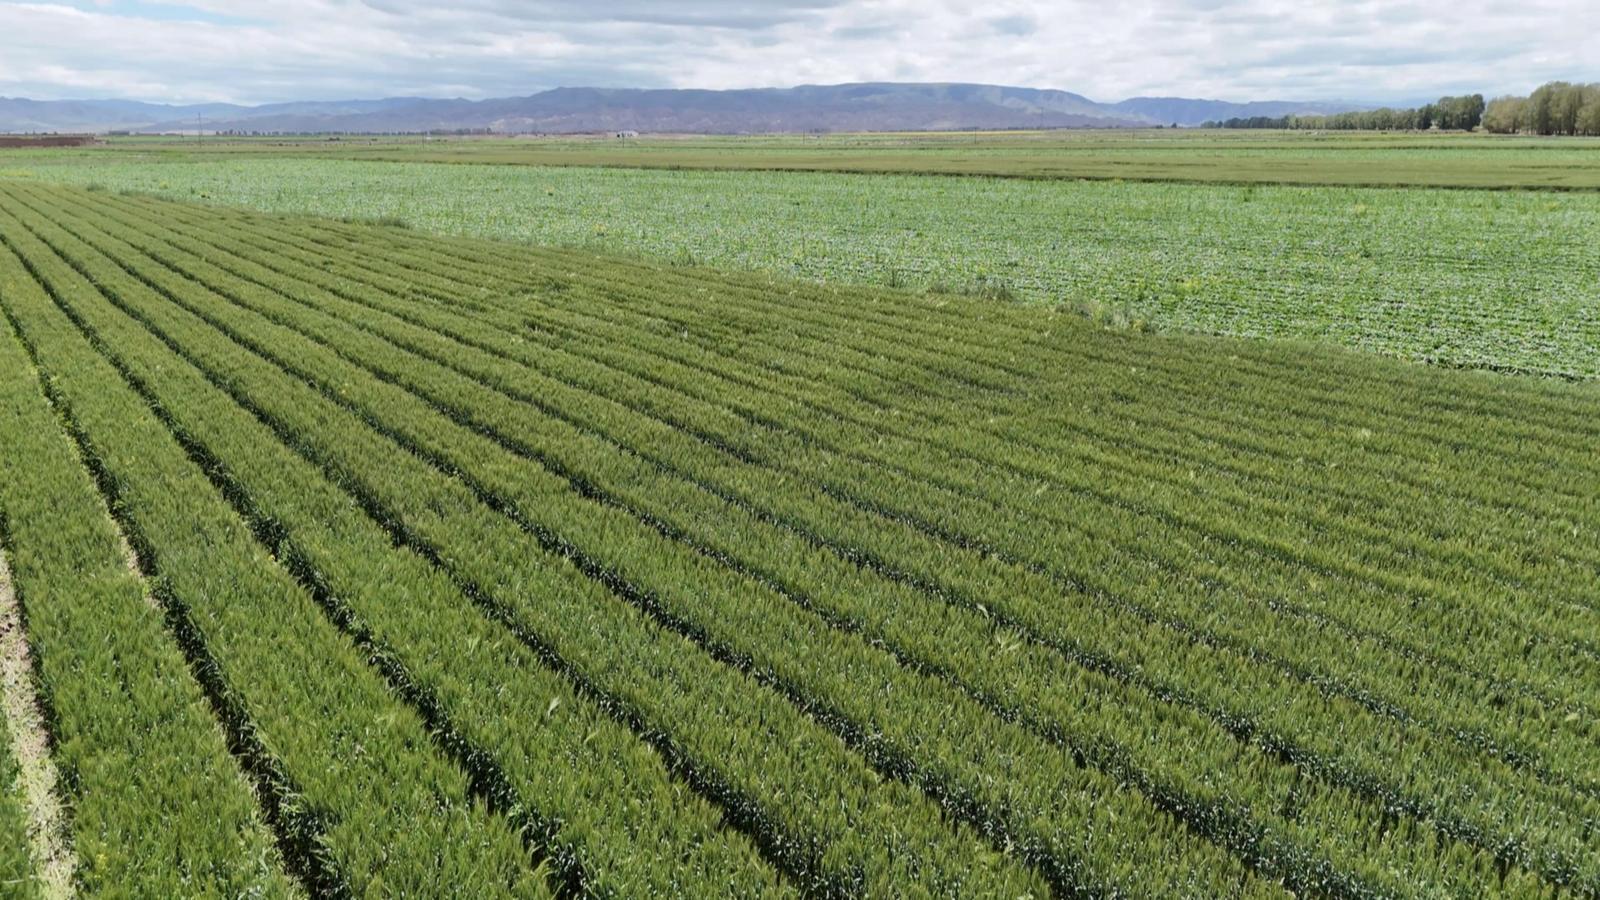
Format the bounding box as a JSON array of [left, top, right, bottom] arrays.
[[0, 84, 1371, 134]]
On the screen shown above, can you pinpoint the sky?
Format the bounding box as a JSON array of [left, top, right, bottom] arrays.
[[0, 0, 1594, 106]]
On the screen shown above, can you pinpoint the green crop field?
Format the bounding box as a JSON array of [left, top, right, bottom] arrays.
[[25, 129, 1600, 189], [7, 155, 1597, 377], [0, 180, 1598, 896]]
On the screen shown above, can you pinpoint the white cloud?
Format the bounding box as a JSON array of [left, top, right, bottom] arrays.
[[0, 0, 1594, 104]]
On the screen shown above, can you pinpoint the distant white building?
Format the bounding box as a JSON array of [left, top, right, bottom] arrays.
[[615, 130, 639, 139]]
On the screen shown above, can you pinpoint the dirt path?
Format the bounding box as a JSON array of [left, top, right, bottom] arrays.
[[0, 549, 77, 898]]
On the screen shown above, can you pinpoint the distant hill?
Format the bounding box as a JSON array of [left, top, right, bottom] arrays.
[[0, 84, 1372, 135], [0, 97, 424, 134], [139, 84, 1147, 134], [1112, 97, 1373, 126]]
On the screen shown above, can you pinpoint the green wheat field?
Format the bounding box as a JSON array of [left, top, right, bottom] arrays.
[[0, 131, 1597, 897]]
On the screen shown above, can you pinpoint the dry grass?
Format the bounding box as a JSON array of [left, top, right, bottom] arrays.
[[0, 552, 76, 898]]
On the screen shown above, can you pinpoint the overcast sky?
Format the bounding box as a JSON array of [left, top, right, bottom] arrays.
[[1, 0, 1594, 105]]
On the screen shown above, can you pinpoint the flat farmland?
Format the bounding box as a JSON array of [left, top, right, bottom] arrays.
[[0, 181, 1597, 896], [11, 155, 1597, 377], [53, 129, 1600, 189]]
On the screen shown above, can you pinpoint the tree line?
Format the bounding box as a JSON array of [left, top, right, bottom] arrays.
[[1205, 82, 1600, 135], [1482, 83, 1600, 135], [1204, 94, 1485, 131]]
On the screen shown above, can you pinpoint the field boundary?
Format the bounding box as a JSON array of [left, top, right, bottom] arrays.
[[342, 154, 1600, 192], [0, 545, 75, 898]]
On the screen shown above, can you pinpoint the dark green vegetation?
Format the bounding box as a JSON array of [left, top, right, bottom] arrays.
[[9, 127, 1600, 189], [1207, 93, 1486, 131], [1215, 82, 1600, 137], [0, 182, 1597, 895], [1485, 83, 1600, 136]]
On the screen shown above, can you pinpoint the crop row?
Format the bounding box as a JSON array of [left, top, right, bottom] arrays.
[[15, 182, 1600, 890], [507, 281, 1599, 637], [121, 192, 1587, 695], [300, 206, 1600, 672], [537, 278, 1600, 690], [103, 184, 1600, 807], [119, 188, 1593, 762], [131, 185, 1600, 469], [0, 270, 293, 896], [0, 191, 1053, 897], [37, 187, 1445, 894], [0, 201, 557, 896], [133, 192, 1600, 590], [460, 225, 1600, 547], [84, 185, 1600, 883], [150, 191, 1600, 535], [22, 188, 1512, 895], [9, 182, 1600, 894], [236, 232, 1600, 883], [328, 221, 1600, 677], [5, 185, 1284, 896]]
